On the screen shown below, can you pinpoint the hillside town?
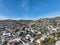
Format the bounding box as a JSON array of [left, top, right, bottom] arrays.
[[0, 0, 60, 45], [0, 17, 60, 45]]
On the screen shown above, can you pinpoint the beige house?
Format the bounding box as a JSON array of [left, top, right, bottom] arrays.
[[36, 39, 41, 45]]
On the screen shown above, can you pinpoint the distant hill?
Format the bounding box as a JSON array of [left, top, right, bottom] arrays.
[[0, 20, 34, 30], [28, 17, 60, 30], [0, 17, 60, 31]]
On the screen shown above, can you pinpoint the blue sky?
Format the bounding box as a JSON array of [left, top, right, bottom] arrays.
[[0, 0, 60, 20]]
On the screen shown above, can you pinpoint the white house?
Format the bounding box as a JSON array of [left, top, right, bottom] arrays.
[[52, 28, 57, 32], [30, 37, 35, 42], [56, 41, 60, 45], [25, 34, 31, 39], [40, 35, 47, 40], [37, 32, 41, 35], [36, 39, 41, 45], [3, 32, 11, 36]]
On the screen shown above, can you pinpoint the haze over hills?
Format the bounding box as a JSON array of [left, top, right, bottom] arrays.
[[0, 17, 60, 31]]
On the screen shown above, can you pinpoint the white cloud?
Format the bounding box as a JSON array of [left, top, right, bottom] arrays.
[[0, 15, 9, 20], [36, 12, 60, 19], [20, 0, 29, 8], [0, 15, 31, 20]]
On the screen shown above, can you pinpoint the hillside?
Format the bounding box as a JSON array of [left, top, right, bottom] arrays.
[[0, 17, 60, 31], [0, 20, 34, 31], [28, 17, 60, 30]]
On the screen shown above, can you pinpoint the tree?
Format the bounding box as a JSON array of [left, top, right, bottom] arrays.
[[19, 32, 24, 37], [3, 41, 8, 45], [46, 38, 56, 45]]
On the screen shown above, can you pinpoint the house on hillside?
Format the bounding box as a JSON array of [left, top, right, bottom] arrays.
[[56, 41, 60, 45], [8, 38, 22, 45]]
